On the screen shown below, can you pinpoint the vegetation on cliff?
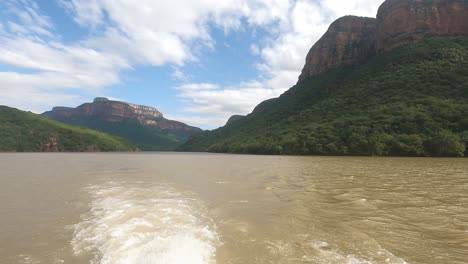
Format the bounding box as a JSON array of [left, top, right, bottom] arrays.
[[179, 38, 468, 157], [0, 106, 135, 152]]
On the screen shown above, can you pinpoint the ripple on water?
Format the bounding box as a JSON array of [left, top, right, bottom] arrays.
[[297, 239, 408, 264], [70, 182, 219, 264]]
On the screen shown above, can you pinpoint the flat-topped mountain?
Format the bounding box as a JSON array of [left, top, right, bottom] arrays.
[[299, 0, 468, 82], [46, 97, 162, 127], [179, 0, 468, 157], [43, 98, 202, 150]]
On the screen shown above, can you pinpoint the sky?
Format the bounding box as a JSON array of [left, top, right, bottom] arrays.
[[0, 0, 384, 129]]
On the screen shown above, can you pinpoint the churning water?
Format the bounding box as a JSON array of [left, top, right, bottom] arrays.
[[0, 153, 467, 264], [71, 182, 219, 264]]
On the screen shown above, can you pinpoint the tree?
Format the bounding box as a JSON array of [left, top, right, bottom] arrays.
[[428, 130, 465, 157], [391, 134, 425, 156], [461, 131, 468, 156]]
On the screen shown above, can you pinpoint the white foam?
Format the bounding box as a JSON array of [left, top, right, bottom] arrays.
[[71, 182, 219, 264]]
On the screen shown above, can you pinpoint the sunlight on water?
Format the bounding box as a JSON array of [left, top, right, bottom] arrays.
[[70, 182, 219, 264]]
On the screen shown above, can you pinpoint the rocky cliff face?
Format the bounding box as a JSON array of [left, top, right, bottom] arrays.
[[43, 98, 200, 132], [298, 16, 377, 82], [298, 0, 468, 82], [376, 0, 468, 51], [69, 97, 162, 121]]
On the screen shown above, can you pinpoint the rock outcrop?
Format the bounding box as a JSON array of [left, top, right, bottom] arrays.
[[298, 16, 377, 82], [43, 98, 200, 133], [298, 0, 468, 82], [74, 97, 161, 120], [376, 0, 468, 51]]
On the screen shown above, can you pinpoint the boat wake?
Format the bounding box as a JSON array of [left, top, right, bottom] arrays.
[[71, 181, 219, 264]]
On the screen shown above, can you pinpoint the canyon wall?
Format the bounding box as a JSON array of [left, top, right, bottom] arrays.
[[298, 0, 468, 82], [298, 16, 377, 82], [377, 0, 468, 51]]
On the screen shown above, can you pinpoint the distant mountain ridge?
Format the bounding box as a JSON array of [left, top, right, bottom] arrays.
[[43, 98, 202, 150], [46, 97, 160, 124], [299, 0, 468, 82]]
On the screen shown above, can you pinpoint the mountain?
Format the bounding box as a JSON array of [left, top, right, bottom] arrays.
[[299, 0, 468, 82], [43, 97, 202, 151], [0, 106, 135, 152], [179, 0, 468, 157]]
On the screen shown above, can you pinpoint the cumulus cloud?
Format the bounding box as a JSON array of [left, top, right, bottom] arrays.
[[177, 81, 281, 115], [0, 35, 129, 111], [60, 0, 293, 66], [0, 0, 131, 111], [176, 83, 220, 91]]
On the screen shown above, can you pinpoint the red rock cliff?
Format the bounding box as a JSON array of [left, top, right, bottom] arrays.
[[43, 98, 201, 133], [298, 0, 468, 83], [76, 97, 163, 120], [298, 16, 377, 82], [377, 0, 468, 51]]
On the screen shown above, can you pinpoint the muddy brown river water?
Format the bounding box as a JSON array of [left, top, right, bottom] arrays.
[[0, 153, 467, 264]]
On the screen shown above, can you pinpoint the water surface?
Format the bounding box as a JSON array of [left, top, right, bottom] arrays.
[[0, 153, 467, 263]]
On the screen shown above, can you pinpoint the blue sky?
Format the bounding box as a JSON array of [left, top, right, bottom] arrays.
[[0, 0, 382, 128]]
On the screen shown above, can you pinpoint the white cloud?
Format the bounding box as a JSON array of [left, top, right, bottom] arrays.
[[0, 0, 132, 112], [0, 72, 87, 113], [176, 83, 220, 91], [2, 0, 54, 37], [250, 44, 260, 55], [58, 0, 103, 27], [172, 68, 189, 82], [0, 38, 128, 81], [164, 114, 228, 129], [61, 0, 293, 66], [0, 33, 130, 110], [175, 81, 283, 128]]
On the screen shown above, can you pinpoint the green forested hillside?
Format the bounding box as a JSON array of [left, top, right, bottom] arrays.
[[0, 106, 135, 152], [55, 118, 195, 151], [180, 38, 468, 157]]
